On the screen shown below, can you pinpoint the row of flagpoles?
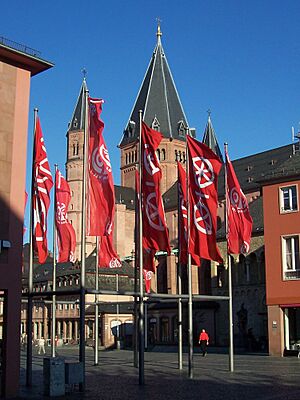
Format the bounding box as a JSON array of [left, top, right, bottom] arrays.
[[25, 83, 253, 386]]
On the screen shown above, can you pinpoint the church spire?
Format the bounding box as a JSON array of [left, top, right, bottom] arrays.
[[119, 24, 194, 147], [202, 111, 223, 161], [68, 77, 88, 132]]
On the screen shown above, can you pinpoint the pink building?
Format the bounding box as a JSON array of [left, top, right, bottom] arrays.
[[0, 37, 52, 397]]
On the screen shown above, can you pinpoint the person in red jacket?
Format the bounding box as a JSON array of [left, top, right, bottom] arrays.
[[198, 329, 209, 357]]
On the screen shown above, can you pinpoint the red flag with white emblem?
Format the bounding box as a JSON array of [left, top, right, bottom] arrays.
[[177, 162, 188, 264], [135, 167, 155, 291], [55, 169, 76, 263], [226, 150, 253, 254], [98, 234, 121, 268], [87, 98, 115, 237], [32, 117, 53, 264], [141, 121, 170, 253], [187, 136, 222, 264]]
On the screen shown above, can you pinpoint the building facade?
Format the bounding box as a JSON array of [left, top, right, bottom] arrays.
[[261, 153, 300, 356], [0, 37, 52, 397]]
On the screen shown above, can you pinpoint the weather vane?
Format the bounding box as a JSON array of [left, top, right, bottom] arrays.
[[207, 109, 212, 118]]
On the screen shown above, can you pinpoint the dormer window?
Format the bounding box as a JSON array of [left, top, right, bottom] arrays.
[[73, 117, 78, 129], [178, 120, 186, 137], [152, 116, 160, 131], [127, 120, 136, 138]]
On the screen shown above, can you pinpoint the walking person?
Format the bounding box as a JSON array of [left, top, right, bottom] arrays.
[[198, 329, 209, 357], [38, 337, 46, 355]]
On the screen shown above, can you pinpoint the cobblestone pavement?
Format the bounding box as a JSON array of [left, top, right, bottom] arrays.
[[17, 347, 300, 400]]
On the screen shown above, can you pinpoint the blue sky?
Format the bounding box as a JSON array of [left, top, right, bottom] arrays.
[[2, 0, 300, 243]]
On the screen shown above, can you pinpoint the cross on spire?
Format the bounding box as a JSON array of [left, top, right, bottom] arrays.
[[81, 67, 87, 80], [156, 17, 162, 37]]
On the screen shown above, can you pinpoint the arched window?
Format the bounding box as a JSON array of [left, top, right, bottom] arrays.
[[175, 150, 178, 161], [125, 153, 128, 164], [156, 148, 161, 161], [162, 149, 166, 161]]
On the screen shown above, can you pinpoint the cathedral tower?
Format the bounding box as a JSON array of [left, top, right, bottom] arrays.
[[65, 79, 94, 259], [119, 24, 195, 194]]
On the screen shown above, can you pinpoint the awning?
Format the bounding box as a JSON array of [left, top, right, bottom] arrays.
[[280, 304, 300, 308]]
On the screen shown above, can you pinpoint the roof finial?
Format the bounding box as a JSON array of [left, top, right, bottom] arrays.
[[156, 17, 162, 38], [81, 67, 87, 80], [207, 109, 211, 120]]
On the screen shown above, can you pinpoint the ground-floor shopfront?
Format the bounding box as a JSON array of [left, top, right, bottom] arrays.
[[268, 304, 300, 356]]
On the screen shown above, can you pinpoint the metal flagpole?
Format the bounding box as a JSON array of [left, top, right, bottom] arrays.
[[79, 85, 89, 391], [116, 273, 120, 350], [133, 246, 138, 367], [138, 110, 145, 385], [224, 142, 234, 372], [186, 127, 193, 379], [26, 108, 38, 387], [51, 164, 58, 358], [177, 167, 183, 370], [94, 236, 99, 365]]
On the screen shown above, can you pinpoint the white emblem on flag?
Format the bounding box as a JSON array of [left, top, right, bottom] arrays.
[[192, 157, 214, 189], [240, 241, 250, 255], [144, 144, 160, 176], [109, 258, 122, 268], [145, 192, 165, 231], [56, 202, 67, 224], [145, 270, 153, 281], [91, 146, 109, 180], [230, 188, 247, 212], [193, 201, 212, 235]]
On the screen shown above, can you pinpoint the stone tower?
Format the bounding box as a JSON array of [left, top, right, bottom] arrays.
[[65, 78, 94, 259], [119, 24, 195, 193]]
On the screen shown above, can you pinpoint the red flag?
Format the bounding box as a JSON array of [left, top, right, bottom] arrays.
[[226, 150, 253, 254], [187, 136, 222, 264], [87, 98, 115, 237], [32, 117, 53, 264], [55, 170, 76, 263], [135, 167, 155, 291], [177, 162, 188, 264], [98, 234, 121, 268], [141, 121, 170, 253], [143, 269, 153, 294]]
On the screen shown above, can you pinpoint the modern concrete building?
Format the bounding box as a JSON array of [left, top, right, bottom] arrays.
[[0, 37, 53, 397]]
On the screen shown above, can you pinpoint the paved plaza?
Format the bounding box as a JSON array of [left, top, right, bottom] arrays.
[[18, 347, 300, 400]]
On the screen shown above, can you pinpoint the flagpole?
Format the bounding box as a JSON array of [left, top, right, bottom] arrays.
[[133, 168, 138, 368], [177, 166, 183, 370], [79, 85, 89, 391], [51, 164, 58, 358], [186, 128, 193, 379], [94, 236, 99, 365], [138, 110, 145, 385], [224, 142, 234, 372], [26, 107, 38, 387]]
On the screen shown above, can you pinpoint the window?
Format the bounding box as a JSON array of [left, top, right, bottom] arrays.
[[282, 235, 300, 280], [151, 116, 160, 131], [280, 185, 298, 212]]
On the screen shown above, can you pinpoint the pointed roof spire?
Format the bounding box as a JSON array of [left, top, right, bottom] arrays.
[[202, 111, 223, 161], [120, 23, 194, 146], [68, 76, 88, 132]]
